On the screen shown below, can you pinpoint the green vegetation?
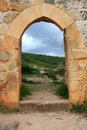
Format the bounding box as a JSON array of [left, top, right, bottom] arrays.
[[20, 52, 67, 100], [0, 106, 20, 114], [20, 83, 32, 100], [22, 52, 65, 78], [71, 101, 87, 114], [55, 81, 68, 99], [48, 70, 57, 80], [20, 81, 68, 100], [22, 52, 65, 69]]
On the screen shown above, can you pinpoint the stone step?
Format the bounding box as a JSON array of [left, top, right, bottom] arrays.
[[20, 100, 71, 112]]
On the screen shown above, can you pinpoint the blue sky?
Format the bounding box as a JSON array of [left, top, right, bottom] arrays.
[[22, 22, 65, 57]]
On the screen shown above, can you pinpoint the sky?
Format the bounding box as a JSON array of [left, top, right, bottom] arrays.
[[22, 21, 65, 57]]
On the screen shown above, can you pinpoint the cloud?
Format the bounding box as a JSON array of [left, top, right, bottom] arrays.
[[22, 22, 65, 57], [22, 33, 46, 52]]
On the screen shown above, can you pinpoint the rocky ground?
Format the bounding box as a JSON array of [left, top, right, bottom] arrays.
[[0, 80, 87, 130], [0, 112, 87, 130]]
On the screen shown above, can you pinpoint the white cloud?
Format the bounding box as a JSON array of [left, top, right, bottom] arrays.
[[22, 22, 65, 57], [22, 33, 46, 52]]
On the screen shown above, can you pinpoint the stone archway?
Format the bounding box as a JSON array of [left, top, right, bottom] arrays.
[[0, 3, 87, 108]]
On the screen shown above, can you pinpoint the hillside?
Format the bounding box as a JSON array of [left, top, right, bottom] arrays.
[[22, 52, 65, 69]]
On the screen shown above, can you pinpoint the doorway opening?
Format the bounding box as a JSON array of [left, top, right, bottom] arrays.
[[20, 21, 68, 105]]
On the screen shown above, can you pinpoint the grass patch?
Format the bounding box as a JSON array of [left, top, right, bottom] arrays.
[[55, 81, 68, 99], [0, 106, 20, 114], [48, 71, 57, 80], [20, 83, 32, 100], [71, 101, 87, 114]]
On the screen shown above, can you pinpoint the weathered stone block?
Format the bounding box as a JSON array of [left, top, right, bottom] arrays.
[[0, 120, 19, 130], [9, 2, 26, 11], [3, 12, 19, 23], [0, 52, 10, 62], [69, 80, 79, 92], [72, 49, 87, 60], [6, 72, 18, 82], [0, 64, 6, 72], [7, 82, 18, 91], [0, 82, 7, 91], [67, 11, 80, 21], [65, 24, 85, 49], [69, 91, 85, 104], [30, 0, 43, 5], [2, 36, 17, 50], [0, 0, 8, 12], [70, 71, 87, 81], [8, 61, 16, 71], [44, 0, 54, 4], [68, 60, 79, 72], [0, 72, 5, 82]]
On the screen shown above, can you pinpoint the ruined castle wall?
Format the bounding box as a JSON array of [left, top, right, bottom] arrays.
[[0, 0, 87, 107]]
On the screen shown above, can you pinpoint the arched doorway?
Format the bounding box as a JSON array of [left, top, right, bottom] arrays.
[[1, 3, 86, 107]]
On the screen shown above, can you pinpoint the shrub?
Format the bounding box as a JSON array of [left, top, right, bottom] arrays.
[[58, 68, 65, 77], [22, 61, 34, 74], [55, 82, 68, 99], [0, 106, 19, 113], [48, 71, 57, 80], [71, 101, 87, 114], [20, 83, 32, 100]]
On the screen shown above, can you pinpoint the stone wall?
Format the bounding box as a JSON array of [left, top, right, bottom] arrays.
[[0, 0, 87, 44], [0, 0, 87, 107]]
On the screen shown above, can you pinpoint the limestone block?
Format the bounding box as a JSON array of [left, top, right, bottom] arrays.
[[43, 3, 55, 17], [78, 60, 87, 71], [49, 6, 73, 30], [7, 4, 44, 38], [64, 36, 73, 60], [70, 71, 87, 81], [67, 11, 80, 21], [65, 35, 79, 49], [0, 13, 3, 24], [9, 2, 26, 11], [0, 24, 9, 35], [3, 12, 19, 23], [29, 0, 43, 5], [0, 52, 10, 62], [65, 24, 85, 49], [79, 81, 87, 92], [0, 82, 7, 91], [0, 120, 19, 130], [80, 9, 87, 20], [72, 49, 87, 60], [83, 2, 87, 8], [0, 63, 7, 72], [8, 61, 17, 71], [68, 59, 87, 73], [0, 72, 5, 82], [76, 20, 87, 41], [7, 82, 18, 91], [6, 72, 19, 82], [0, 0, 8, 12], [7, 49, 19, 61], [2, 36, 17, 50], [69, 80, 79, 92], [4, 84, 20, 108], [68, 60, 79, 72], [69, 91, 85, 104], [44, 0, 54, 4]]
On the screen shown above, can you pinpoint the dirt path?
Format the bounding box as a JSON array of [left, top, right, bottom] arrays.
[[24, 90, 62, 102], [0, 112, 87, 130], [0, 87, 87, 130]]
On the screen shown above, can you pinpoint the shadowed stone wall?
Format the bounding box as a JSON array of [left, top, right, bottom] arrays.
[[0, 0, 87, 108]]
